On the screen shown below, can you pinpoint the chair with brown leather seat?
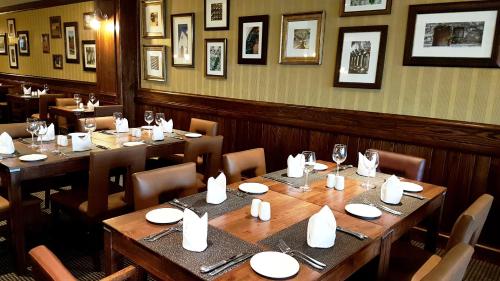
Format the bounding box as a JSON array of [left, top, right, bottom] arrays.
[[54, 98, 76, 134], [30, 245, 138, 281], [222, 148, 266, 184], [94, 105, 123, 117], [76, 116, 115, 132], [0, 196, 9, 221], [31, 94, 64, 120], [183, 135, 223, 189], [373, 149, 426, 181], [189, 118, 218, 136], [133, 162, 197, 210], [0, 123, 31, 138]]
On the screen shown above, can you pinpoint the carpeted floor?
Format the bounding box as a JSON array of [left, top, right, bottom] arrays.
[[0, 191, 498, 281]]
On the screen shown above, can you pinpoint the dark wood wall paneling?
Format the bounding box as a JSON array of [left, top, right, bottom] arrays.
[[135, 89, 500, 251]]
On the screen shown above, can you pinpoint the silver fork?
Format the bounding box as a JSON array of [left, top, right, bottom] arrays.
[[363, 200, 402, 216], [278, 239, 326, 270], [144, 222, 183, 242]]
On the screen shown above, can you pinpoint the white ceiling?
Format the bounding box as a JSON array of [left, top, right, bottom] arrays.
[[0, 0, 40, 8]]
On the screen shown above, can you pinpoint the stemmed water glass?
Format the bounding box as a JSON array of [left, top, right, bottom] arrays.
[[144, 111, 154, 126], [73, 94, 81, 108], [155, 113, 165, 126], [89, 93, 96, 104], [36, 121, 48, 152], [299, 151, 316, 192], [113, 112, 123, 135], [332, 144, 347, 176], [84, 117, 97, 142], [361, 149, 379, 189], [26, 118, 39, 148]]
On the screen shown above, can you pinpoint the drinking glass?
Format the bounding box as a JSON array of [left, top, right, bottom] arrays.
[[299, 151, 316, 192], [112, 112, 123, 135], [361, 149, 379, 189], [155, 112, 165, 126], [37, 121, 48, 152], [89, 93, 96, 104], [144, 111, 154, 126], [73, 94, 81, 108], [332, 144, 348, 176], [43, 84, 49, 93], [26, 118, 39, 148]]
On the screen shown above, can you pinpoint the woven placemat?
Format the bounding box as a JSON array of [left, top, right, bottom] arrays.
[[339, 167, 392, 187], [262, 169, 328, 188], [139, 225, 262, 280], [259, 219, 372, 272]]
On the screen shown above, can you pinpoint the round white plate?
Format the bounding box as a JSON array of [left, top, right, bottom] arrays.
[[250, 251, 300, 279], [184, 133, 202, 138], [141, 126, 153, 130], [19, 154, 48, 162], [72, 108, 84, 112], [401, 182, 423, 193], [314, 163, 328, 171], [238, 182, 269, 194], [145, 208, 183, 224], [69, 132, 87, 137], [345, 203, 382, 219], [123, 141, 144, 147]]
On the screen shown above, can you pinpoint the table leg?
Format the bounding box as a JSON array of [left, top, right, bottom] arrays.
[[377, 229, 394, 281], [425, 192, 445, 252], [104, 227, 121, 275]]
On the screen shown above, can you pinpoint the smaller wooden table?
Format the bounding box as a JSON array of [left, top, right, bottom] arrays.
[[48, 105, 95, 132]]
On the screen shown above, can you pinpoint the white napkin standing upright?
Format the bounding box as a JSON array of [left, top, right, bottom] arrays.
[[37, 123, 55, 141], [357, 152, 376, 177], [152, 125, 164, 141], [23, 87, 31, 96], [0, 132, 15, 154], [182, 209, 208, 252], [71, 133, 92, 152], [115, 118, 129, 133], [87, 101, 94, 110], [287, 154, 305, 178], [206, 172, 227, 204], [380, 175, 403, 205], [307, 205, 337, 248], [161, 118, 173, 133], [37, 89, 47, 95]]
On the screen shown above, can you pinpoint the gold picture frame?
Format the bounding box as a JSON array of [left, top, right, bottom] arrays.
[[143, 45, 167, 81], [142, 0, 166, 38]]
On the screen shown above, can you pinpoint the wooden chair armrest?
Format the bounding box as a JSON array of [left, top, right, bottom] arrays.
[[100, 265, 138, 281]]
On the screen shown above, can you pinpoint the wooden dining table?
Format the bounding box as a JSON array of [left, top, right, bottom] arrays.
[[103, 161, 446, 281], [48, 105, 95, 132]]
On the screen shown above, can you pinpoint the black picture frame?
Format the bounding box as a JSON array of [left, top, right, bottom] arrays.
[[17, 31, 30, 56], [238, 15, 269, 65], [53, 54, 63, 69], [340, 0, 392, 17], [0, 34, 7, 55], [205, 38, 227, 78], [171, 13, 195, 67], [82, 40, 96, 72], [8, 44, 18, 69], [64, 22, 80, 64], [50, 16, 62, 39], [204, 0, 230, 31]]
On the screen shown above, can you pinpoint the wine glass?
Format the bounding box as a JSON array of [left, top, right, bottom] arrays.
[[36, 121, 48, 152], [144, 110, 154, 128], [26, 118, 39, 148], [113, 112, 123, 134], [43, 84, 49, 93], [89, 93, 96, 104], [332, 144, 347, 176], [73, 94, 81, 108], [84, 118, 97, 143], [155, 112, 165, 126], [299, 151, 316, 192], [361, 149, 379, 189]]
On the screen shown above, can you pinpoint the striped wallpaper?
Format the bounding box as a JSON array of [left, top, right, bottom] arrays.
[[0, 1, 96, 82], [141, 0, 500, 126]]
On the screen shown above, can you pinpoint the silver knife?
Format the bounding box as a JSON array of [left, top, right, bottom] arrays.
[[200, 253, 245, 273], [378, 204, 403, 216], [208, 253, 253, 276], [336, 226, 368, 240], [403, 192, 425, 200]]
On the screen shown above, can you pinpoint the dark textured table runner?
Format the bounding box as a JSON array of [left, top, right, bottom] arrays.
[[139, 226, 262, 280], [262, 169, 328, 188], [259, 219, 372, 272]]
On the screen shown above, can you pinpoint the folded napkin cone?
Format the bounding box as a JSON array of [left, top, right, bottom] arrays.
[[23, 87, 31, 96], [287, 154, 305, 178], [161, 118, 173, 133], [71, 133, 92, 152], [182, 209, 208, 252], [0, 132, 15, 154], [307, 205, 337, 248], [115, 118, 129, 133], [87, 101, 99, 110], [152, 125, 164, 141], [380, 175, 403, 205], [357, 152, 376, 177], [206, 172, 227, 204], [37, 123, 55, 141], [37, 89, 47, 95]]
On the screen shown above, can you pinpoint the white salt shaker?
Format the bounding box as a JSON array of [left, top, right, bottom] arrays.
[[326, 173, 336, 188], [259, 201, 271, 221], [250, 199, 261, 218], [335, 175, 345, 191], [56, 135, 68, 146]]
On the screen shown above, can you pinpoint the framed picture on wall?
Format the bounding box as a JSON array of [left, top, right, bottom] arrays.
[[0, 34, 7, 55], [205, 38, 227, 78], [204, 0, 230, 30], [42, 34, 50, 53], [64, 22, 80, 64], [7, 19, 16, 38], [333, 25, 388, 89], [53, 54, 63, 69], [82, 40, 96, 72], [142, 0, 166, 38], [143, 45, 167, 81], [238, 15, 269, 65], [17, 31, 30, 56], [50, 16, 62, 38], [8, 44, 18, 69], [83, 12, 93, 30], [340, 0, 392, 17], [279, 11, 325, 65], [403, 1, 500, 68], [171, 13, 195, 67]]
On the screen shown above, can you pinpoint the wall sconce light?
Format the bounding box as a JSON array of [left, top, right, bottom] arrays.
[[90, 9, 108, 30]]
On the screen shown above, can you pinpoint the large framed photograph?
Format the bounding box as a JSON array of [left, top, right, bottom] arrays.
[[50, 16, 62, 38], [17, 31, 30, 56], [0, 34, 7, 55], [142, 0, 166, 38], [7, 19, 16, 38], [205, 38, 227, 78], [238, 15, 269, 65], [340, 0, 392, 17], [82, 40, 96, 72], [334, 25, 388, 89], [64, 22, 80, 64], [42, 34, 50, 54], [53, 54, 63, 70], [143, 45, 167, 81], [279, 11, 325, 65], [8, 44, 18, 69], [204, 0, 229, 30], [403, 1, 500, 68], [171, 13, 195, 67]]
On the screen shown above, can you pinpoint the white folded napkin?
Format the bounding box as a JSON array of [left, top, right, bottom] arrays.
[[287, 154, 305, 178], [37, 89, 47, 95], [37, 123, 55, 141], [307, 205, 336, 248], [380, 175, 403, 205], [71, 133, 92, 151], [152, 125, 164, 141], [0, 132, 15, 154], [115, 118, 129, 133], [161, 118, 173, 133], [23, 87, 31, 96], [357, 152, 376, 177], [182, 209, 208, 252], [87, 100, 100, 110], [206, 172, 227, 204]]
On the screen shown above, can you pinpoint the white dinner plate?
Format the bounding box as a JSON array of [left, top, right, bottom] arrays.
[[20, 95, 32, 98], [141, 126, 153, 130], [145, 208, 183, 224], [122, 141, 145, 147], [400, 182, 423, 193], [72, 108, 84, 112], [184, 133, 202, 138], [314, 163, 328, 171], [238, 182, 269, 194], [19, 154, 48, 162], [345, 203, 382, 219], [250, 251, 300, 279]]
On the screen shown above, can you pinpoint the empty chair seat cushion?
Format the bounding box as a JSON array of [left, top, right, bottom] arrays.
[[0, 196, 9, 213], [375, 149, 426, 181], [189, 118, 218, 136]]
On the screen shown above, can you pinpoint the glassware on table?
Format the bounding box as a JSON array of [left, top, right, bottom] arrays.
[[89, 93, 96, 104], [73, 94, 81, 108], [36, 121, 48, 152], [361, 149, 379, 190], [332, 144, 348, 176], [84, 117, 97, 143], [299, 151, 316, 192], [26, 118, 39, 148], [144, 111, 154, 126], [43, 84, 49, 93], [155, 112, 165, 126], [112, 112, 123, 135]]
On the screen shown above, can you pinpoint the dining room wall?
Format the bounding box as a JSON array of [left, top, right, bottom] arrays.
[[141, 0, 499, 126], [0, 1, 96, 83]]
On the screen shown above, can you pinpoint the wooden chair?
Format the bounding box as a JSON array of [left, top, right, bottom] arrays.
[[373, 149, 426, 181], [94, 105, 123, 117], [132, 162, 197, 210], [183, 135, 223, 189], [76, 116, 115, 132], [223, 148, 266, 184], [54, 98, 76, 134], [29, 245, 138, 281], [32, 94, 64, 120], [189, 118, 218, 136], [0, 122, 31, 138]]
